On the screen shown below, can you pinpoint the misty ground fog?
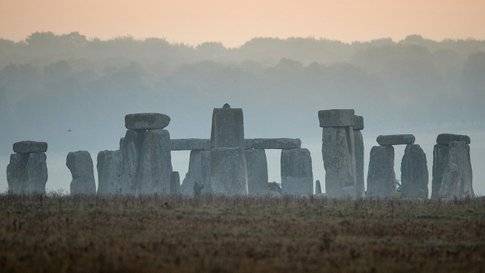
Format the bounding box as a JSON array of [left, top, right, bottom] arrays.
[[0, 32, 484, 194]]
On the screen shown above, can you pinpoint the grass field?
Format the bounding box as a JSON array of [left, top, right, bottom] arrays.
[[0, 195, 484, 273]]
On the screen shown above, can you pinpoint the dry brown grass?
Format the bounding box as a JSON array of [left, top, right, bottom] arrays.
[[0, 195, 484, 273]]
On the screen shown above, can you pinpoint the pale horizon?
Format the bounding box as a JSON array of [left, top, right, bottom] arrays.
[[1, 0, 485, 47]]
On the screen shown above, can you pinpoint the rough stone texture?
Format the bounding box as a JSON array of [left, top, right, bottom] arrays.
[[353, 129, 365, 198], [432, 144, 449, 199], [13, 141, 47, 154], [318, 109, 355, 127], [120, 129, 173, 195], [281, 148, 313, 195], [438, 141, 474, 199], [170, 172, 181, 194], [267, 182, 282, 197], [244, 138, 301, 150], [210, 104, 244, 148], [436, 134, 471, 145], [315, 180, 322, 194], [137, 129, 173, 194], [245, 149, 268, 195], [171, 139, 210, 151], [352, 115, 364, 130], [376, 134, 415, 146], [321, 127, 357, 198], [181, 150, 212, 196], [97, 150, 122, 195], [7, 152, 47, 194], [66, 151, 96, 195], [367, 145, 396, 198], [210, 147, 248, 195], [400, 144, 428, 198], [125, 113, 170, 130]]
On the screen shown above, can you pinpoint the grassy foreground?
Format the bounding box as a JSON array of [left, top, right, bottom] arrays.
[[0, 195, 484, 273]]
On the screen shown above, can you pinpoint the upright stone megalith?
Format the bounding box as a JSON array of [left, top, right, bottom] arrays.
[[97, 150, 122, 195], [209, 104, 248, 195], [170, 171, 181, 194], [353, 115, 365, 198], [432, 134, 473, 199], [7, 141, 48, 194], [367, 145, 396, 198], [66, 151, 96, 195], [181, 150, 211, 196], [318, 109, 357, 198], [245, 148, 269, 195], [281, 148, 313, 195], [210, 147, 248, 195], [119, 113, 173, 195], [400, 144, 428, 198]]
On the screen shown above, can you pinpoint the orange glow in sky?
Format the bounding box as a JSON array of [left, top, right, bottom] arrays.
[[1, 0, 484, 46]]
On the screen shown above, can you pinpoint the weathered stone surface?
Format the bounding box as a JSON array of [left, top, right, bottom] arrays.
[[367, 146, 396, 198], [431, 144, 449, 199], [245, 149, 268, 195], [281, 148, 313, 195], [318, 109, 355, 127], [376, 134, 415, 146], [181, 150, 212, 196], [97, 150, 122, 195], [352, 115, 364, 130], [13, 141, 47, 154], [120, 130, 140, 194], [438, 141, 474, 199], [354, 129, 365, 198], [210, 104, 244, 148], [244, 138, 301, 150], [267, 182, 282, 197], [436, 134, 471, 145], [66, 151, 96, 195], [400, 144, 428, 198], [171, 139, 210, 151], [315, 180, 322, 194], [7, 153, 27, 194], [120, 129, 172, 195], [137, 129, 172, 194], [7, 152, 47, 194], [210, 147, 248, 195], [321, 127, 357, 198], [125, 113, 170, 130], [170, 171, 181, 194]]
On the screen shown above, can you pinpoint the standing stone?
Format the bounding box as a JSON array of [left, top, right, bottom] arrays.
[[119, 113, 173, 195], [281, 148, 313, 195], [315, 180, 322, 195], [7, 141, 48, 195], [210, 147, 248, 195], [209, 104, 248, 195], [319, 109, 357, 198], [245, 149, 269, 195], [432, 134, 473, 199], [136, 129, 172, 194], [210, 103, 244, 148], [367, 145, 396, 198], [353, 115, 365, 198], [97, 150, 122, 195], [400, 144, 428, 198], [438, 141, 474, 199], [66, 151, 96, 195], [170, 171, 181, 194], [181, 150, 212, 196]]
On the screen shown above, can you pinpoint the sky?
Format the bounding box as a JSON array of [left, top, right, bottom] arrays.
[[1, 0, 485, 46]]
